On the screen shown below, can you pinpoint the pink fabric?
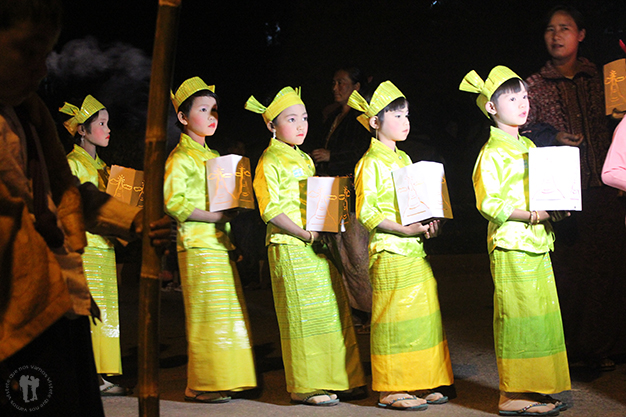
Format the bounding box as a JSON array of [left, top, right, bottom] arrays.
[[602, 117, 626, 191]]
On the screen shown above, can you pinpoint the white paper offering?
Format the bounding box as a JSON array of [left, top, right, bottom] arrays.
[[306, 176, 350, 233], [529, 146, 582, 211], [604, 59, 626, 115], [206, 154, 255, 212], [392, 161, 453, 225], [106, 165, 144, 207]]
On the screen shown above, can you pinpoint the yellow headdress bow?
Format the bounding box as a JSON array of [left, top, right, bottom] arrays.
[[59, 95, 106, 136], [171, 77, 215, 112], [244, 86, 304, 124], [459, 65, 521, 117], [347, 80, 405, 130]]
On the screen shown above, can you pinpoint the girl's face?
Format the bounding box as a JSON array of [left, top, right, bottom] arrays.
[[83, 109, 110, 148], [490, 87, 529, 128], [269, 104, 308, 146], [375, 105, 410, 144], [544, 11, 585, 63], [180, 95, 218, 139], [332, 70, 359, 105]]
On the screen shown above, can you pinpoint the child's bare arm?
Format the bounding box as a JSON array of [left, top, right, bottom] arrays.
[[376, 218, 440, 239], [268, 213, 319, 242], [187, 207, 238, 224], [507, 209, 569, 224]]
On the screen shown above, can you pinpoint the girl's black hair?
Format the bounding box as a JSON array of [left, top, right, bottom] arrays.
[[174, 90, 219, 131], [544, 4, 585, 32], [372, 97, 409, 133], [490, 78, 528, 104]]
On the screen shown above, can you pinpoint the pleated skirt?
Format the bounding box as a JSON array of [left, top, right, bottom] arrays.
[[178, 249, 256, 391], [268, 243, 365, 393], [369, 251, 453, 392], [490, 249, 571, 393], [82, 247, 122, 375]]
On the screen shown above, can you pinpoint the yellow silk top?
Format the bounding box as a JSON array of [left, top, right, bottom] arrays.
[[164, 133, 233, 252], [67, 144, 112, 249], [253, 138, 315, 246], [473, 126, 554, 254], [355, 138, 426, 258]]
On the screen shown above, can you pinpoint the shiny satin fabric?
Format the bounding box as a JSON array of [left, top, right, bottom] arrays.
[[267, 243, 365, 393], [473, 127, 555, 254], [83, 248, 122, 375], [178, 249, 257, 391], [164, 133, 233, 252], [369, 252, 453, 391], [67, 144, 112, 249], [67, 146, 120, 375], [355, 138, 426, 258], [490, 249, 570, 393], [253, 138, 314, 246]]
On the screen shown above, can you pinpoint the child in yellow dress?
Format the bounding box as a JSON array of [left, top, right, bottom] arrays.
[[247, 87, 365, 406], [350, 81, 454, 411], [164, 77, 256, 403], [60, 95, 126, 396], [461, 66, 570, 416]]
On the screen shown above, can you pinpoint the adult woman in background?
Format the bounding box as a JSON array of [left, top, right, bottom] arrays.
[[525, 4, 626, 371], [309, 67, 373, 331]]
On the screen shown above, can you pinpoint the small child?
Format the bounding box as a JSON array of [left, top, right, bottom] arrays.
[[349, 81, 454, 411], [164, 77, 256, 403], [461, 66, 571, 416], [60, 95, 126, 396], [247, 87, 365, 406]]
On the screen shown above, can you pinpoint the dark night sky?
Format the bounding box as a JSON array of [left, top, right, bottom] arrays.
[[53, 0, 625, 146], [51, 0, 625, 252]]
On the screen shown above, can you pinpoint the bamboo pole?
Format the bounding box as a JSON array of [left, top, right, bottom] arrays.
[[138, 1, 181, 416]]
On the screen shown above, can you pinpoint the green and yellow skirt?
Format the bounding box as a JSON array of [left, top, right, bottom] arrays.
[[369, 251, 453, 392], [490, 248, 570, 393], [268, 243, 365, 393]]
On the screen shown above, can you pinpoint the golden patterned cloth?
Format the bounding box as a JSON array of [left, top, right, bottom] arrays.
[[83, 247, 121, 375], [164, 133, 233, 251], [59, 95, 106, 136], [369, 252, 453, 391], [178, 249, 257, 391], [473, 127, 554, 254], [490, 249, 570, 393], [268, 244, 365, 392]]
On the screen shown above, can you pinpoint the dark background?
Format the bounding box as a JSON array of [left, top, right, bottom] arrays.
[[45, 0, 626, 253]]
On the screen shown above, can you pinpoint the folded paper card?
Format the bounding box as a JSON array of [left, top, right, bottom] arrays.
[[306, 176, 350, 233], [392, 161, 453, 225], [604, 59, 626, 115], [206, 154, 255, 212], [529, 146, 582, 211], [106, 165, 144, 207]]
